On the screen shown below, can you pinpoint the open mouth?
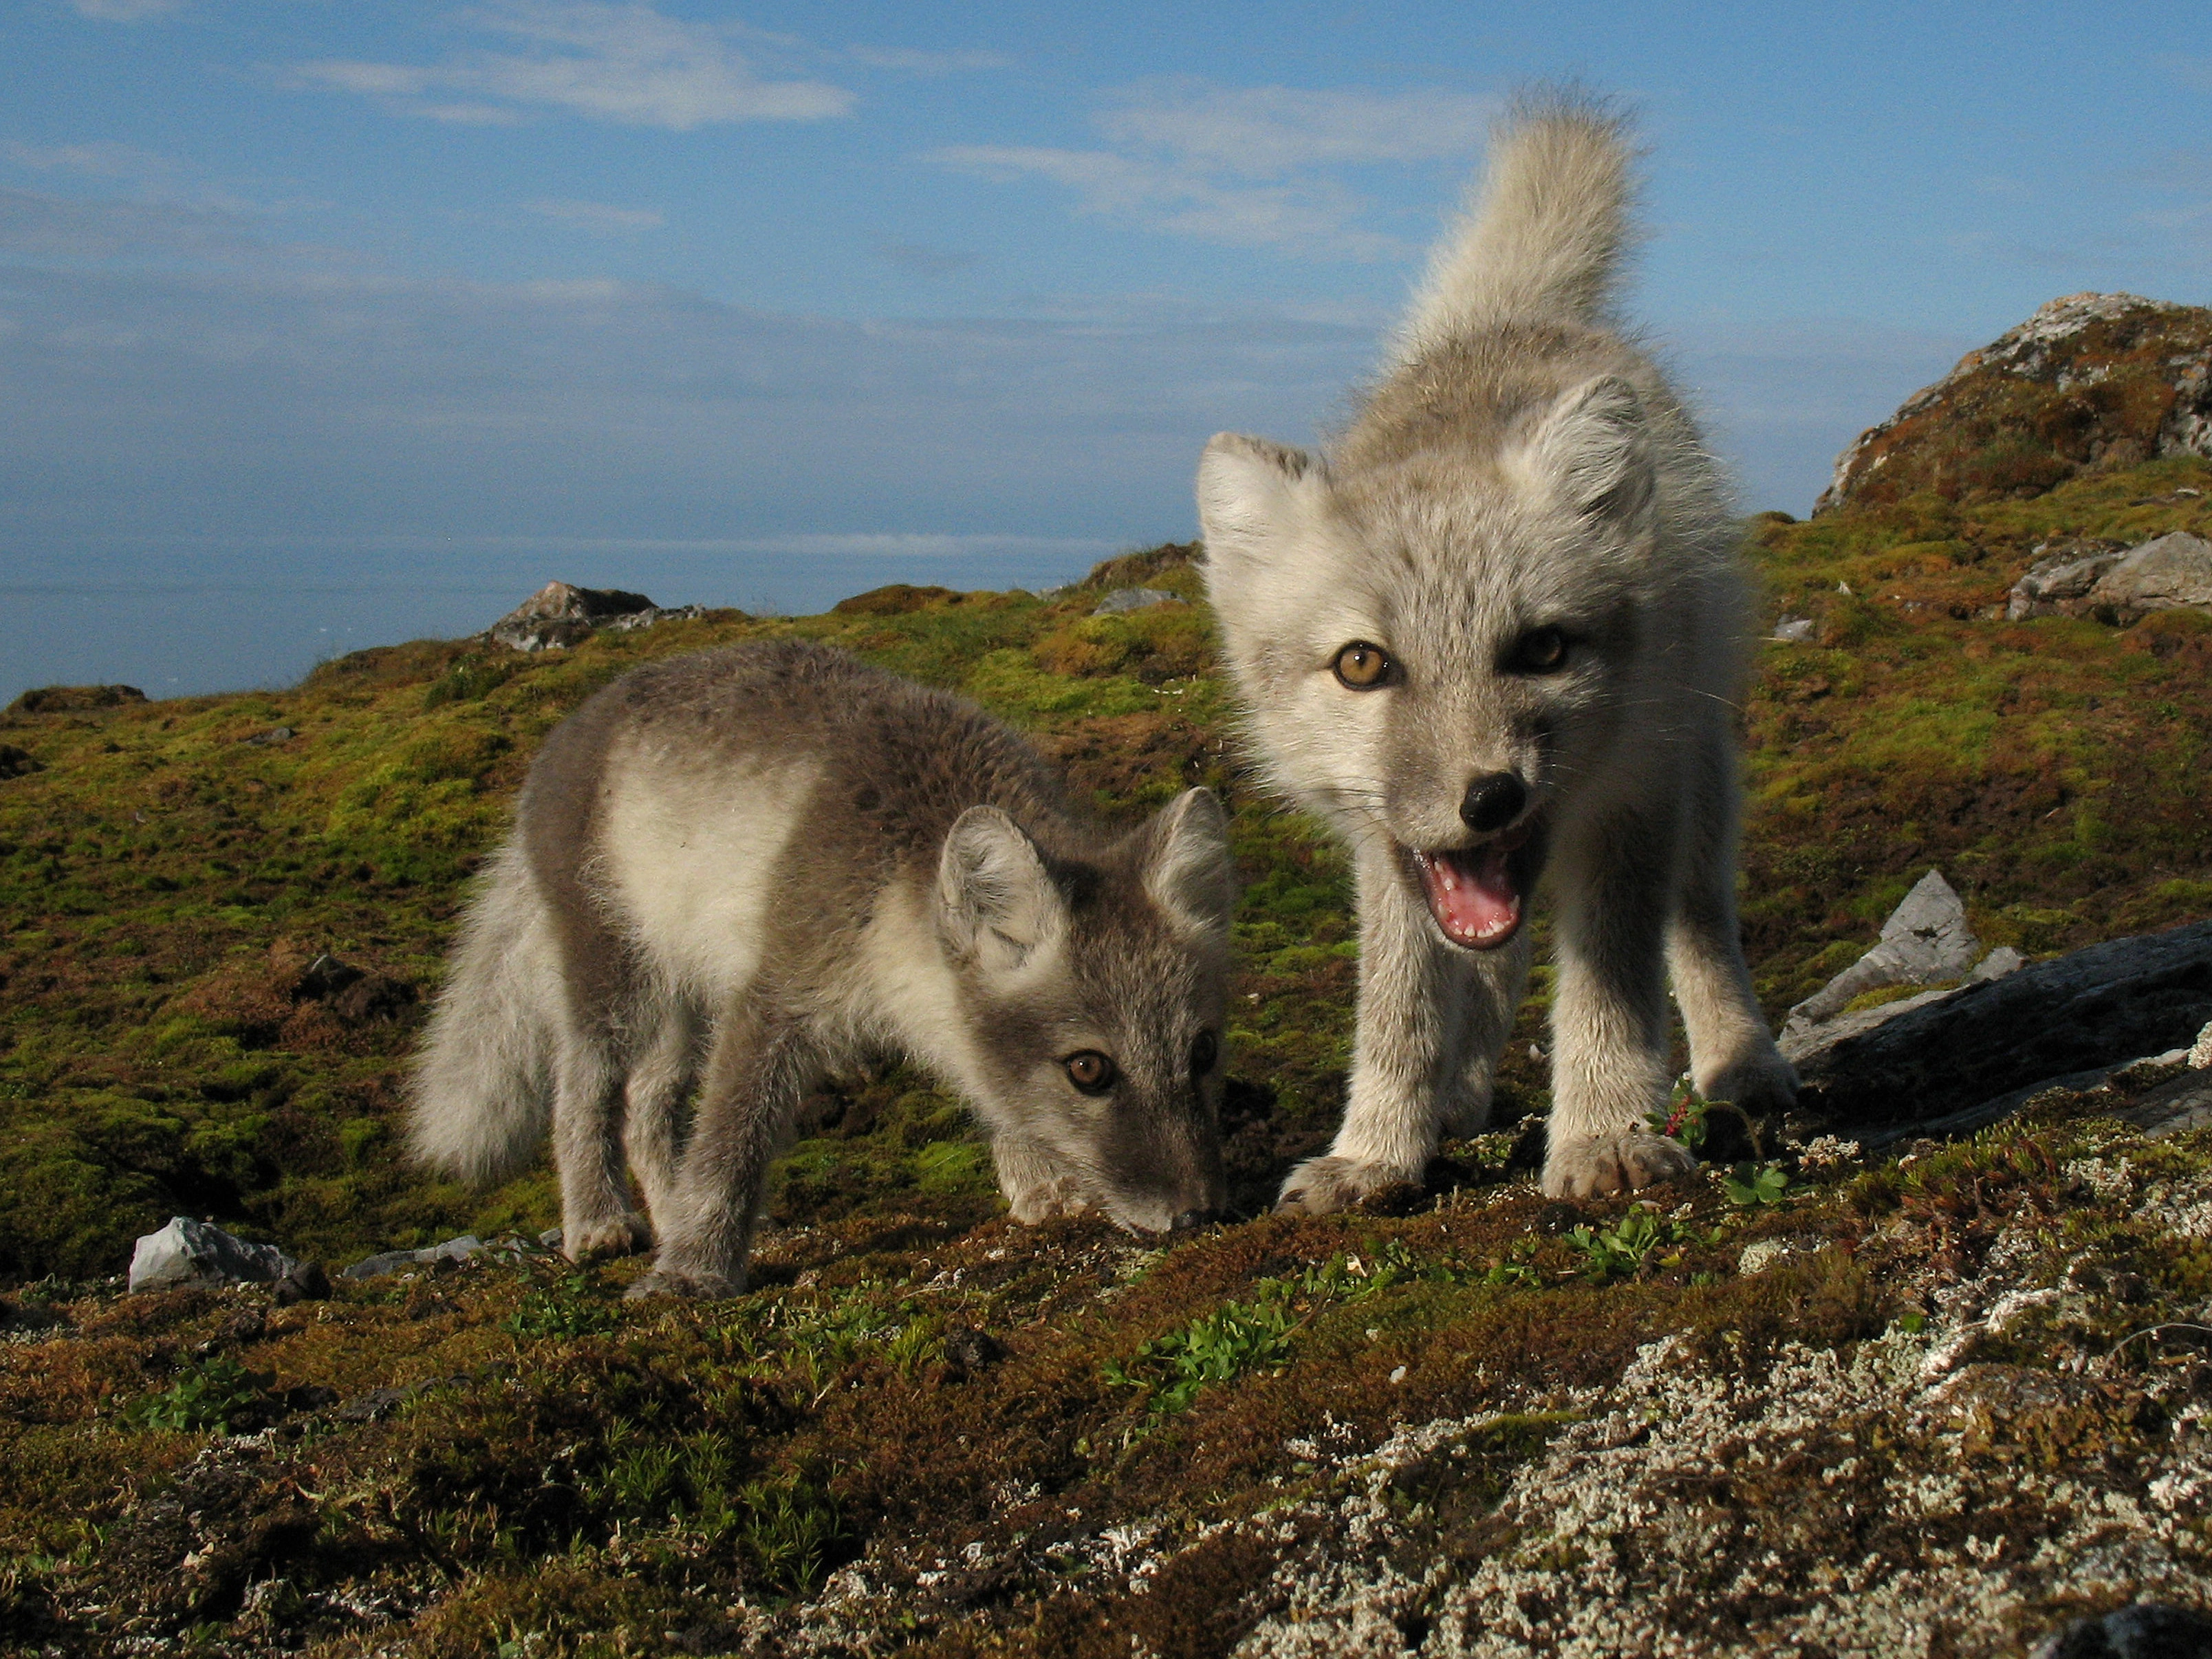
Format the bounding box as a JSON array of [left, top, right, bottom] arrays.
[[1407, 825, 1538, 951]]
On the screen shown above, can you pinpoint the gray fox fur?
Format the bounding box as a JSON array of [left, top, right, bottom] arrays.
[[409, 640, 1233, 1297]]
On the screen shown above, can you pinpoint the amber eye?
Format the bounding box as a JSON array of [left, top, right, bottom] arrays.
[[1189, 1030, 1219, 1077], [1332, 641, 1392, 689], [1063, 1051, 1118, 1095], [1510, 627, 1570, 673]]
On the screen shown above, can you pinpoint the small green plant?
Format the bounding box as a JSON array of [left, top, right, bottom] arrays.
[[738, 1473, 848, 1599], [124, 1354, 270, 1432], [1106, 1284, 1300, 1414], [1721, 1162, 1798, 1207], [1565, 1209, 1726, 1283], [503, 1272, 619, 1338]]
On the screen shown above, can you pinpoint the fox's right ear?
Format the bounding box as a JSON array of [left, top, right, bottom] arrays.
[[937, 806, 1066, 975], [1195, 433, 1325, 591]]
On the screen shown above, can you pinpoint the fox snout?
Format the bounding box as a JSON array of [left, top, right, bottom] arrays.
[[1460, 771, 1527, 834]]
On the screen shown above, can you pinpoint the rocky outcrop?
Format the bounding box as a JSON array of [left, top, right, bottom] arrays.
[[1792, 919, 2212, 1127], [2007, 531, 2212, 622], [127, 1216, 301, 1294], [487, 581, 704, 651], [1814, 292, 2212, 514]]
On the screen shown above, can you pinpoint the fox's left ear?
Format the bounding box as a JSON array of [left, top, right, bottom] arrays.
[[1196, 433, 1327, 592], [1142, 787, 1235, 934], [937, 806, 1067, 973], [1522, 375, 1655, 521]]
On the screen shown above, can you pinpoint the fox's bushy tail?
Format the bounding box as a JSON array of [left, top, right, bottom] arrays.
[[1391, 91, 1636, 364], [407, 843, 559, 1184]]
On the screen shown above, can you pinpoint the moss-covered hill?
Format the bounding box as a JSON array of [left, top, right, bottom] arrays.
[[1, 462, 2210, 1656]]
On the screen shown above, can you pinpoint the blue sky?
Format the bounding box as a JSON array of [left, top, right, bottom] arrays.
[[3, 1, 2208, 699]]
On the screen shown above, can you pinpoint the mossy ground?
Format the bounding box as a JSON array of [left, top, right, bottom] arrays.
[[1, 469, 2209, 1654]]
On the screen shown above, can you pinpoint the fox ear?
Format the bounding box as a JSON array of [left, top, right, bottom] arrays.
[[1524, 375, 1653, 520], [1142, 788, 1235, 934], [937, 806, 1065, 972], [1196, 433, 1324, 586]]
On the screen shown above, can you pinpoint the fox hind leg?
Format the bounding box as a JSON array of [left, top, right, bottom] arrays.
[[1666, 724, 1798, 1148], [621, 996, 699, 1236], [551, 1028, 653, 1261]]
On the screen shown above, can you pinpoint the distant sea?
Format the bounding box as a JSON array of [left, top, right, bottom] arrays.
[[0, 539, 1126, 705]]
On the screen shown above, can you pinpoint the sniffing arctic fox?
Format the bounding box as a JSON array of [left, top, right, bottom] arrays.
[[409, 640, 1233, 1297], [1196, 97, 1797, 1206]]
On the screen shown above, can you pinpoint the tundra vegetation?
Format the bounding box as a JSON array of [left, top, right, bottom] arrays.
[[0, 459, 2209, 1655]]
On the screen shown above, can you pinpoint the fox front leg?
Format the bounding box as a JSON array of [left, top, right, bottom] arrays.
[[628, 1006, 816, 1300], [1278, 838, 1506, 1214], [1541, 814, 1693, 1200]]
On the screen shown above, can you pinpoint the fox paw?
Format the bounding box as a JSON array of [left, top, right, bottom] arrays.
[[624, 1264, 744, 1301], [1275, 1156, 1417, 1216], [563, 1213, 652, 1264], [1006, 1178, 1090, 1225], [1542, 1131, 1695, 1200]]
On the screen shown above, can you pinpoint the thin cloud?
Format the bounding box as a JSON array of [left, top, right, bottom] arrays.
[[64, 0, 184, 19], [1099, 82, 1496, 177], [295, 1, 855, 130], [847, 45, 1012, 74], [524, 197, 665, 233], [1, 140, 180, 184], [874, 238, 978, 277], [933, 81, 1494, 261]]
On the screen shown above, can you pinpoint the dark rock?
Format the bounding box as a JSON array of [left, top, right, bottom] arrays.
[[942, 1327, 1006, 1377], [333, 1385, 416, 1422], [271, 1261, 330, 1305], [1815, 293, 2212, 514], [282, 1383, 340, 1412], [329, 972, 416, 1023], [6, 683, 147, 715], [292, 953, 364, 1001], [241, 726, 295, 746], [1796, 920, 2212, 1127], [2029, 1601, 2212, 1658], [0, 744, 40, 779]]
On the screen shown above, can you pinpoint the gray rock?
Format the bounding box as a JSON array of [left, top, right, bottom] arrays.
[[1795, 918, 2212, 1127], [343, 1233, 486, 1280], [2088, 530, 2212, 621], [2193, 1020, 2212, 1070], [2008, 541, 2127, 620], [128, 1217, 301, 1294], [2116, 1069, 2212, 1142], [1971, 945, 2026, 982], [1092, 587, 1182, 616], [2008, 532, 2212, 623], [1770, 616, 1817, 643], [2029, 1600, 2212, 1658], [488, 581, 662, 651], [1785, 869, 1980, 1031]]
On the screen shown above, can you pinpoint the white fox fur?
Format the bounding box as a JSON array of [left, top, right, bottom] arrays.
[[1197, 94, 1797, 1208]]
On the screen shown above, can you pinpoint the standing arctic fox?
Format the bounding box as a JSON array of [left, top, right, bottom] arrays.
[[1196, 96, 1796, 1207], [409, 640, 1233, 1297]]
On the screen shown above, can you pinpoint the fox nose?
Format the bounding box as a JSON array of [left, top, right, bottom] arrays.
[[1460, 772, 1526, 834], [1170, 1208, 1217, 1234]]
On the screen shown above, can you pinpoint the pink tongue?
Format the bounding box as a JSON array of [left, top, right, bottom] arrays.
[[1420, 845, 1522, 948]]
